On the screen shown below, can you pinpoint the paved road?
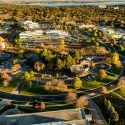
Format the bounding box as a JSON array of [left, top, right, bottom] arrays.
[[88, 98, 107, 125], [0, 82, 25, 111]]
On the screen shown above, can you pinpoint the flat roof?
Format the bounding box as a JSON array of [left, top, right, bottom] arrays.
[[0, 108, 89, 125]]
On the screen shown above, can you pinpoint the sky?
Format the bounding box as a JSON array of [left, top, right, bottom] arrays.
[[0, 0, 125, 3]]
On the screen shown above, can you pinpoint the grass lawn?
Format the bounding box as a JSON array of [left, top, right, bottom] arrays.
[[107, 65, 122, 75], [102, 42, 115, 52], [20, 85, 67, 96], [116, 88, 125, 98], [81, 75, 115, 90], [20, 74, 115, 95], [18, 102, 74, 113], [0, 79, 21, 93]]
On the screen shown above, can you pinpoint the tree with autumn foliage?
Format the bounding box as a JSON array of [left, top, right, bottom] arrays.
[[98, 69, 107, 80], [75, 96, 88, 108], [66, 92, 77, 103], [34, 61, 45, 72]]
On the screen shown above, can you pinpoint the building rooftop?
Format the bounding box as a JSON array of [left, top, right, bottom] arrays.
[[0, 108, 90, 125]]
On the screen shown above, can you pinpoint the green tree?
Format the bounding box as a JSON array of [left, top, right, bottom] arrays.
[[29, 71, 35, 79], [40, 43, 44, 48], [118, 45, 124, 52], [93, 31, 97, 37], [56, 59, 65, 70], [15, 39, 22, 47], [56, 73, 60, 78], [98, 69, 107, 80], [35, 48, 40, 54], [23, 72, 31, 81], [73, 77, 82, 90], [18, 49, 24, 58], [12, 59, 19, 65], [66, 55, 74, 66], [74, 51, 80, 63]]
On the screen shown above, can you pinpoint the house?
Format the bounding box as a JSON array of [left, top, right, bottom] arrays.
[[19, 30, 43, 39], [20, 20, 39, 30], [46, 30, 69, 37]]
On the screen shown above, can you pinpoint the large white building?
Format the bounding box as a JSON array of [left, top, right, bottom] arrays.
[[46, 30, 69, 37], [19, 30, 43, 39], [20, 20, 39, 29]]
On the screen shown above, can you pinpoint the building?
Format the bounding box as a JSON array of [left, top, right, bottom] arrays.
[[19, 30, 43, 39], [70, 60, 90, 74], [78, 24, 95, 29], [112, 34, 122, 39], [46, 30, 69, 37], [0, 108, 91, 125], [20, 20, 39, 30], [99, 27, 115, 35], [98, 5, 107, 9], [114, 6, 119, 10]]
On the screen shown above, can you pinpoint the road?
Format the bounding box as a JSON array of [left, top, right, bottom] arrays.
[[0, 82, 25, 111], [88, 98, 107, 125]]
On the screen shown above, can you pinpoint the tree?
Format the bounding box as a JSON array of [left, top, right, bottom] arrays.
[[3, 80, 9, 87], [101, 86, 108, 94], [93, 31, 97, 37], [59, 39, 65, 45], [104, 98, 119, 122], [112, 52, 119, 66], [29, 71, 35, 79], [35, 48, 40, 54], [40, 102, 46, 110], [66, 55, 74, 66], [33, 100, 46, 111], [117, 77, 125, 89], [44, 79, 68, 92], [18, 49, 24, 58], [73, 77, 82, 90], [23, 72, 31, 81], [11, 64, 21, 71], [15, 39, 22, 47], [119, 45, 124, 52], [56, 59, 65, 70], [56, 73, 60, 78], [74, 51, 80, 63], [34, 61, 45, 71], [12, 59, 19, 65], [66, 92, 77, 103], [40, 43, 44, 48], [75, 96, 88, 108], [98, 69, 107, 80], [0, 72, 12, 87]]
